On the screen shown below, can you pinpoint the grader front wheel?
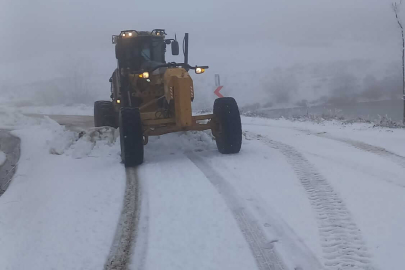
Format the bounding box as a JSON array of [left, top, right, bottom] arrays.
[[213, 97, 242, 154], [119, 107, 144, 167]]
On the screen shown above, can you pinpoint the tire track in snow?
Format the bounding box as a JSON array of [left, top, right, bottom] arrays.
[[187, 151, 287, 270], [105, 168, 141, 270], [246, 132, 376, 270], [245, 122, 405, 168], [130, 177, 149, 270], [306, 151, 405, 189], [314, 132, 405, 169]]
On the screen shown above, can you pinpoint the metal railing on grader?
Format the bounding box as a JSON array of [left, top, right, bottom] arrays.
[[94, 29, 242, 166]]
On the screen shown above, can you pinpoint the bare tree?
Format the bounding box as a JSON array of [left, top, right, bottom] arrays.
[[392, 1, 405, 124]]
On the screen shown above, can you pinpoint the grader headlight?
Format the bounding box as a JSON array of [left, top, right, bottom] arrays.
[[195, 67, 205, 74], [139, 72, 150, 79]]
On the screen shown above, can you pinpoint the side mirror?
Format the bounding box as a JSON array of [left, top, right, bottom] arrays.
[[171, 40, 179, 55]]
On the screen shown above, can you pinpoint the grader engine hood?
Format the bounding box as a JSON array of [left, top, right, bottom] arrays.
[[163, 68, 194, 127], [163, 68, 194, 102]]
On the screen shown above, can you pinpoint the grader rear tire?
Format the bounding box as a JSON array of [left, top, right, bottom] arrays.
[[94, 101, 117, 128], [213, 97, 242, 154], [119, 107, 144, 167]]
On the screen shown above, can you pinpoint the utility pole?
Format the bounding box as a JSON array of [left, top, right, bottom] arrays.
[[392, 1, 405, 124]]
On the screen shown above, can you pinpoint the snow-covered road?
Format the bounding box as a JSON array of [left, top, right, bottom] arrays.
[[0, 115, 126, 270], [1, 113, 405, 270], [131, 117, 405, 270]]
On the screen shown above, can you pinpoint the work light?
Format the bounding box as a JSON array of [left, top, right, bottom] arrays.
[[195, 67, 205, 74]]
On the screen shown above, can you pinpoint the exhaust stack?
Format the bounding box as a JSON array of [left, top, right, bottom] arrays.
[[184, 33, 189, 67]]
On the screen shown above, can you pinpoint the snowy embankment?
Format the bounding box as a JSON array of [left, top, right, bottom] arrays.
[[0, 104, 93, 116], [0, 112, 125, 270], [0, 151, 5, 166]]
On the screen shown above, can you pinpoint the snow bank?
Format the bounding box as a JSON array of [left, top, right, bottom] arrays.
[[152, 130, 214, 150], [0, 104, 93, 116], [143, 130, 215, 162], [0, 109, 118, 159], [0, 110, 49, 129], [0, 151, 5, 166], [49, 126, 119, 159]]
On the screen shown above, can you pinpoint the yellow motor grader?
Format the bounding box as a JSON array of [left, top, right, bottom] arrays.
[[94, 29, 242, 166]]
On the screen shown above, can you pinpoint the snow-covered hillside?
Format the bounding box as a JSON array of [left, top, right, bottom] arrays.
[[1, 58, 401, 113]]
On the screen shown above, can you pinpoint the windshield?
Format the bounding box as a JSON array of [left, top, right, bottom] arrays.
[[119, 37, 165, 70], [138, 38, 165, 63]]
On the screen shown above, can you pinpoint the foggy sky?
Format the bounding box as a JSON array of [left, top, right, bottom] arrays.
[[0, 0, 403, 86], [0, 0, 401, 59]]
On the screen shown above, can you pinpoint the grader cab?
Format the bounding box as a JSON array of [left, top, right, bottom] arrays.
[[94, 29, 242, 167]]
